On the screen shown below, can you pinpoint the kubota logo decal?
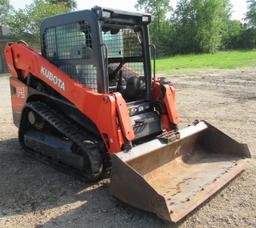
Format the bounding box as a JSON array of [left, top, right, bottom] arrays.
[[40, 66, 65, 91]]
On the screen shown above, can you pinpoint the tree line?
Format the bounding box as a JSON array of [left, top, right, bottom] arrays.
[[0, 0, 256, 55], [0, 0, 76, 48], [137, 0, 256, 55]]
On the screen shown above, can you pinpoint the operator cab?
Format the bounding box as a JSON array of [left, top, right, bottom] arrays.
[[41, 7, 161, 140], [41, 6, 152, 102]]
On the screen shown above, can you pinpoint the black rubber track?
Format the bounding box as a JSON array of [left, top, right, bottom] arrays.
[[20, 101, 109, 182]]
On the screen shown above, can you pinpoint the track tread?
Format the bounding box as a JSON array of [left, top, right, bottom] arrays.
[[21, 101, 105, 182]]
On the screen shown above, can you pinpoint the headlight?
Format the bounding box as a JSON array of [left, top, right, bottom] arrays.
[[102, 11, 111, 18], [142, 16, 150, 22]]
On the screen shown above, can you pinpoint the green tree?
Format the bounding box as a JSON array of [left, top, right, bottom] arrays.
[[239, 26, 256, 49], [246, 0, 256, 27], [0, 0, 12, 25], [174, 0, 231, 53], [195, 0, 231, 53], [136, 0, 170, 28], [46, 0, 77, 10], [135, 0, 173, 56], [222, 20, 243, 49], [7, 0, 69, 47], [173, 0, 198, 53]]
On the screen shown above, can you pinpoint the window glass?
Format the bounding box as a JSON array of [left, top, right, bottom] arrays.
[[102, 28, 142, 58], [44, 22, 97, 92], [45, 22, 92, 60]]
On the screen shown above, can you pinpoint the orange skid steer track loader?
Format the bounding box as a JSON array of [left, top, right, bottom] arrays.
[[5, 7, 251, 222]]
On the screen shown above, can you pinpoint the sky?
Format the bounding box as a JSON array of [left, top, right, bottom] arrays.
[[9, 0, 248, 21]]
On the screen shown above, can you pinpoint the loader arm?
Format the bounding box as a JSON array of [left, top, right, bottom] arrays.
[[5, 43, 134, 153]]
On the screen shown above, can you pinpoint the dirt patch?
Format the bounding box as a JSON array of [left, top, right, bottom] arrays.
[[0, 69, 255, 228]]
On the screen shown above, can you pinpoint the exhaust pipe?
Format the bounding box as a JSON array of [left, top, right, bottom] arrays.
[[110, 121, 251, 222]]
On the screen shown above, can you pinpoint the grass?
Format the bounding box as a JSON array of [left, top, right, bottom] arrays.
[[156, 50, 256, 74]]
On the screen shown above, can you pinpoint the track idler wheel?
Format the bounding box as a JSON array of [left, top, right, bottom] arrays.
[[79, 140, 104, 182]]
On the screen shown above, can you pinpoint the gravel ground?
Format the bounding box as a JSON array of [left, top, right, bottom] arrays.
[[0, 68, 255, 228]]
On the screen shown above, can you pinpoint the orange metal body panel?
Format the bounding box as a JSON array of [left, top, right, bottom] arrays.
[[163, 84, 180, 125], [115, 93, 135, 141], [152, 82, 180, 130], [10, 78, 28, 113], [5, 46, 18, 77]]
